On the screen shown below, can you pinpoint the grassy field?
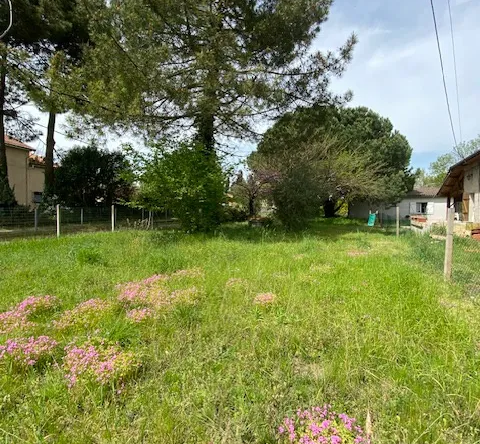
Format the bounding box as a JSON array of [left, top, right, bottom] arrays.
[[1, 221, 480, 443]]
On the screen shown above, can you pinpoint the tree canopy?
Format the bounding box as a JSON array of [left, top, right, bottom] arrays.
[[256, 105, 414, 212], [69, 0, 356, 151], [54, 143, 134, 207]]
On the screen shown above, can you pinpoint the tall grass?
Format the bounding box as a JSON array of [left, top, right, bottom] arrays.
[[0, 222, 479, 443]]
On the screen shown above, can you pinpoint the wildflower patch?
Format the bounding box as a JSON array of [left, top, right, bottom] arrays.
[[0, 336, 58, 368], [254, 293, 276, 305], [53, 299, 115, 330], [0, 296, 58, 334], [279, 406, 371, 444], [63, 340, 140, 388]]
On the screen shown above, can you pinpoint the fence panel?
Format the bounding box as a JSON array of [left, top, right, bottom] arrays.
[[0, 205, 176, 241]]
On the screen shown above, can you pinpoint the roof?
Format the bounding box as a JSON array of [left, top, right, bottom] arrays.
[[5, 136, 35, 151], [29, 154, 46, 168], [437, 149, 480, 197], [407, 187, 441, 198]]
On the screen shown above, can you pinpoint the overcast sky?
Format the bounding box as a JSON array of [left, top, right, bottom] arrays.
[[26, 0, 479, 171]]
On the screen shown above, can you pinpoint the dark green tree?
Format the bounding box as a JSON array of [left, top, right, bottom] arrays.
[[54, 143, 134, 207], [72, 0, 356, 152], [257, 105, 414, 215]]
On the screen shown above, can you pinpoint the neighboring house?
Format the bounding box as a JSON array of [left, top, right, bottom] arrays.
[[437, 149, 480, 223], [349, 187, 448, 222], [5, 136, 45, 207]]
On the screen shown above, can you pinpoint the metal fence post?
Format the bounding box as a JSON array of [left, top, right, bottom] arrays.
[[56, 204, 61, 238], [34, 208, 38, 232], [396, 206, 400, 238], [80, 208, 84, 225], [444, 207, 455, 280], [111, 205, 115, 232]]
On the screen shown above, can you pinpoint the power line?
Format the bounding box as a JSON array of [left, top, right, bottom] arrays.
[[429, 0, 458, 147], [447, 0, 462, 143], [32, 120, 89, 145]]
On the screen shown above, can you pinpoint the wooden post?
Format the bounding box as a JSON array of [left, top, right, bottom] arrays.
[[56, 204, 61, 238], [80, 208, 84, 225], [444, 207, 455, 280], [34, 208, 38, 232], [396, 205, 400, 238], [111, 205, 115, 232]]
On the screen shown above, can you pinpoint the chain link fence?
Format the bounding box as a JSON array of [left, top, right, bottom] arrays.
[[0, 206, 177, 241]]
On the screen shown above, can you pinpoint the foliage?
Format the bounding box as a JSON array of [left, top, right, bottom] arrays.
[[137, 142, 226, 232], [229, 170, 271, 218], [419, 134, 480, 187], [54, 142, 134, 207], [1, 224, 480, 441], [257, 105, 413, 211], [70, 0, 356, 151], [255, 137, 391, 229]]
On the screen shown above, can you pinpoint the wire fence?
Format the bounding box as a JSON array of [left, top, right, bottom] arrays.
[[405, 216, 480, 299], [0, 205, 177, 241]]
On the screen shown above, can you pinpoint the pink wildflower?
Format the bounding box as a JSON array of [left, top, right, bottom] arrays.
[[254, 293, 276, 305], [126, 308, 155, 323], [0, 296, 58, 334], [0, 336, 58, 367], [278, 406, 369, 444], [63, 341, 140, 388]]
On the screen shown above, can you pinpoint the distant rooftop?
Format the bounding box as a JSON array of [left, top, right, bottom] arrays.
[[5, 136, 35, 151], [407, 187, 441, 198]]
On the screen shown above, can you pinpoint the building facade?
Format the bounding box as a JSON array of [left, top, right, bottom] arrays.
[[5, 137, 45, 207], [349, 187, 448, 222]]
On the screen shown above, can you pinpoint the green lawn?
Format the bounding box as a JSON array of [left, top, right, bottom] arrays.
[[0, 221, 479, 443]]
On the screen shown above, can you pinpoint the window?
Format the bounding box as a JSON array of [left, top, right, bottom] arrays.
[[416, 202, 428, 214], [32, 192, 43, 204]]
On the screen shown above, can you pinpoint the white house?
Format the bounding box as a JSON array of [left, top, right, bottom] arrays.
[[437, 150, 480, 223], [349, 187, 448, 222]]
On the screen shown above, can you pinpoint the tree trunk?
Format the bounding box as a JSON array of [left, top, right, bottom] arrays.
[[0, 46, 14, 206], [44, 110, 56, 195], [248, 196, 255, 218], [324, 199, 336, 218], [195, 112, 215, 153]]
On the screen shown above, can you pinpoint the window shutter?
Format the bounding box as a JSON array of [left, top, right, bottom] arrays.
[[427, 202, 434, 215], [409, 202, 416, 214]]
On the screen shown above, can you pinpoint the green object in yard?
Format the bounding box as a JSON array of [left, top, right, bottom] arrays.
[[368, 214, 376, 227]]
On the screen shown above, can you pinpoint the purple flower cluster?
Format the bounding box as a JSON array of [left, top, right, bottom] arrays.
[[117, 277, 169, 306], [53, 299, 113, 330], [279, 406, 370, 444], [0, 336, 58, 367], [0, 295, 58, 334], [126, 308, 155, 323], [63, 341, 140, 388]]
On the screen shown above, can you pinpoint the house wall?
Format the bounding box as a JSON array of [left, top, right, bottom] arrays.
[[27, 166, 45, 205], [464, 164, 480, 222], [349, 197, 447, 221], [6, 146, 29, 206], [6, 146, 45, 207]]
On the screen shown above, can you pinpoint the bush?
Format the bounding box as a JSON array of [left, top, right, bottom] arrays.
[[137, 142, 226, 232]]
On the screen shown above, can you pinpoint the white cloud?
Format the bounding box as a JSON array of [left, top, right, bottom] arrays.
[[315, 0, 480, 167]]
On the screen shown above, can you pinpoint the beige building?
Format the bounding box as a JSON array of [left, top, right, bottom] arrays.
[[5, 136, 45, 207]]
